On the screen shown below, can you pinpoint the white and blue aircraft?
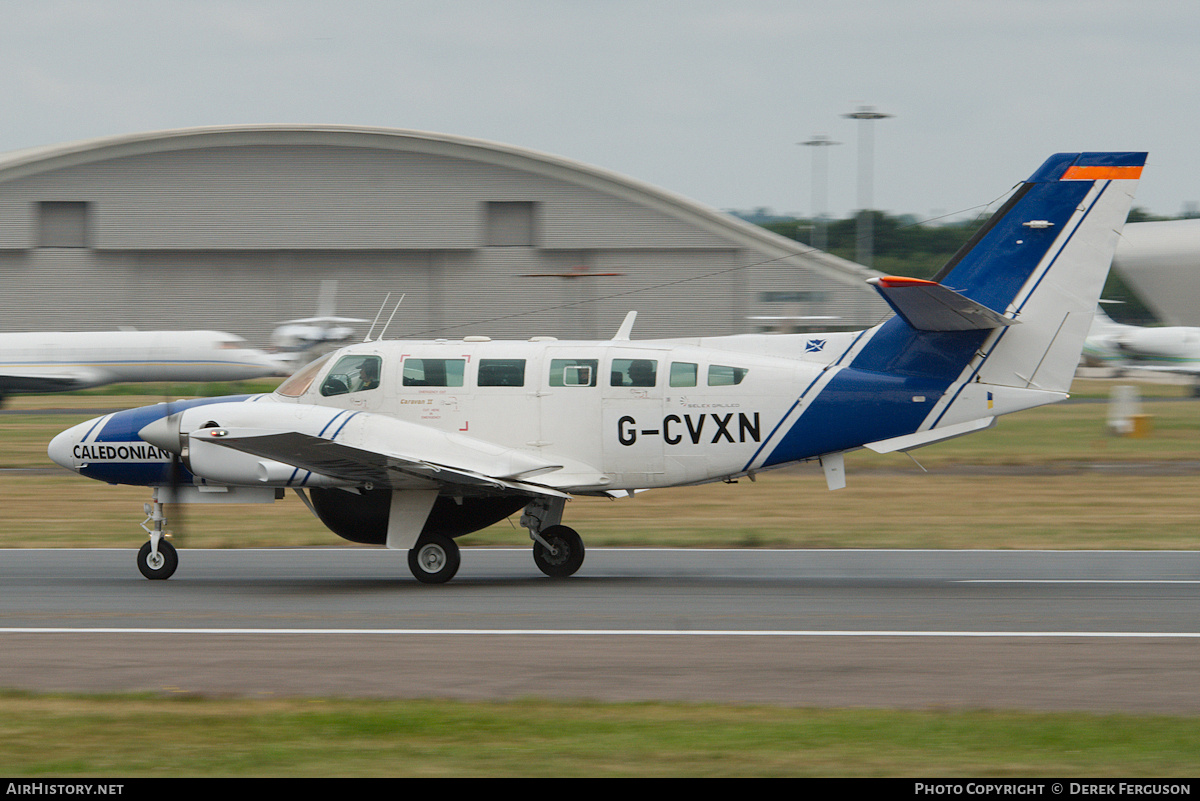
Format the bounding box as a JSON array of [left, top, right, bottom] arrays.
[[48, 151, 1147, 584]]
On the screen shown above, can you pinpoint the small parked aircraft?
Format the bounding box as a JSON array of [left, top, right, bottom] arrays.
[[1083, 304, 1200, 376], [48, 151, 1146, 583], [269, 280, 367, 369], [1, 329, 280, 406]]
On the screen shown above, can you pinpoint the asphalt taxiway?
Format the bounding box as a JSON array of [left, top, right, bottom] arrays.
[[1, 547, 1198, 712]]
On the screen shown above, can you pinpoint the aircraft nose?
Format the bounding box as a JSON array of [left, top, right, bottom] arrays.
[[48, 420, 93, 471]]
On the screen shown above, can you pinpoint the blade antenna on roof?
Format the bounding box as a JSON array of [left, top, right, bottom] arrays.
[[364, 293, 391, 342], [376, 294, 405, 341]]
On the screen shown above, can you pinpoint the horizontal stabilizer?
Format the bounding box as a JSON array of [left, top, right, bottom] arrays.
[[864, 417, 996, 454], [867, 276, 1018, 331]]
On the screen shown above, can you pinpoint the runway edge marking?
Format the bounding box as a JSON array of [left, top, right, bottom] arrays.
[[3, 628, 1200, 638]]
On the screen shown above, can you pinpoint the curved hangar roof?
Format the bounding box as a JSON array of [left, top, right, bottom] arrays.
[[0, 124, 874, 285], [1112, 219, 1200, 326]]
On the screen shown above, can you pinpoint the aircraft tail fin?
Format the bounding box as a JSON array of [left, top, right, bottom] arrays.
[[1089, 303, 1131, 336], [851, 152, 1146, 394]]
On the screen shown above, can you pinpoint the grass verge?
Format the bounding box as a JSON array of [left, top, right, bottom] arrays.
[[2, 692, 1200, 777]]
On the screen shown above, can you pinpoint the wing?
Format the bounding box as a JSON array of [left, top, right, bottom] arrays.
[[195, 428, 569, 499], [148, 399, 572, 501], [138, 400, 574, 552], [0, 366, 109, 393]]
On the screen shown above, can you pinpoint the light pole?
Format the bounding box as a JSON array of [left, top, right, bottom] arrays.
[[842, 105, 893, 267], [799, 134, 839, 251]]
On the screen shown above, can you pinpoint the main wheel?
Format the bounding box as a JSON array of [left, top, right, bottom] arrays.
[[137, 539, 178, 580], [407, 533, 461, 584], [533, 525, 585, 578]]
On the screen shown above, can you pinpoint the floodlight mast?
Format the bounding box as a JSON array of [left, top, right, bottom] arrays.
[[799, 134, 840, 251], [842, 105, 893, 268]]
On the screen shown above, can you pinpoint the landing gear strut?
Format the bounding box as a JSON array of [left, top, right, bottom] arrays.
[[138, 489, 178, 580], [522, 498, 585, 578]]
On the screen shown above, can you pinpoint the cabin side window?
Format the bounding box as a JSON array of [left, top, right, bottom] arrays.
[[610, 358, 657, 387], [707, 364, 749, 386], [403, 358, 466, 387], [669, 362, 698, 388], [320, 355, 383, 396], [478, 358, 526, 387], [549, 358, 598, 387]]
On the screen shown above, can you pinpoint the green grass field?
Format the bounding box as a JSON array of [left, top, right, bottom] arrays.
[[2, 693, 1200, 777], [3, 378, 1200, 776]]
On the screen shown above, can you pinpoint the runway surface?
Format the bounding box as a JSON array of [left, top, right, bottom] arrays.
[[1, 547, 1199, 713]]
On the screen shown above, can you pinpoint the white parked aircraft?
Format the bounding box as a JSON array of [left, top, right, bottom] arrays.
[[1082, 305, 1200, 375], [48, 151, 1146, 584], [0, 329, 281, 405]]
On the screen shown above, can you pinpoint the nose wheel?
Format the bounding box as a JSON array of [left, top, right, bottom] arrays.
[[137, 491, 178, 580], [137, 538, 178, 580]]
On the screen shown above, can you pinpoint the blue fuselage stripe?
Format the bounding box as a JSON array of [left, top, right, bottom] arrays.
[[741, 328, 871, 472], [317, 411, 348, 438], [330, 412, 360, 440]]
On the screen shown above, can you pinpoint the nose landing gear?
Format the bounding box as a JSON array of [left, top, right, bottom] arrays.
[[138, 490, 178, 580]]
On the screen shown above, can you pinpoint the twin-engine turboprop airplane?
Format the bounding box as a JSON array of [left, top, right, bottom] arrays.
[[48, 152, 1147, 584]]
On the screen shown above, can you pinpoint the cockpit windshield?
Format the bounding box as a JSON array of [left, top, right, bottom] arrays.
[[274, 353, 333, 397]]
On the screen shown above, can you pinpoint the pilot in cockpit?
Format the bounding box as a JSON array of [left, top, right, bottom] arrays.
[[351, 358, 379, 392]]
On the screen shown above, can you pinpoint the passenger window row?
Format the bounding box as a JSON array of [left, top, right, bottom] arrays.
[[319, 355, 747, 397]]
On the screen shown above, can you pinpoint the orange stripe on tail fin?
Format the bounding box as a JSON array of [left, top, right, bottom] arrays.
[[1061, 165, 1144, 181]]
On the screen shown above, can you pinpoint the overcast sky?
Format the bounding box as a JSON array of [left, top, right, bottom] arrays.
[[2, 1, 1197, 223]]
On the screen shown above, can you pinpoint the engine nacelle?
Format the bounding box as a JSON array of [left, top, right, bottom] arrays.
[[186, 434, 354, 488], [308, 487, 530, 545]]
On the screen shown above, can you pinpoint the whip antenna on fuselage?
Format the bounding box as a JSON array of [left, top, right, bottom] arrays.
[[364, 293, 391, 342], [376, 294, 405, 341]]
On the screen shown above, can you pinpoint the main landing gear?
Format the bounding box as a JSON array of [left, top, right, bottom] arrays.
[[405, 498, 585, 584], [532, 525, 585, 578], [522, 498, 585, 579], [407, 533, 461, 585], [137, 489, 178, 580]]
